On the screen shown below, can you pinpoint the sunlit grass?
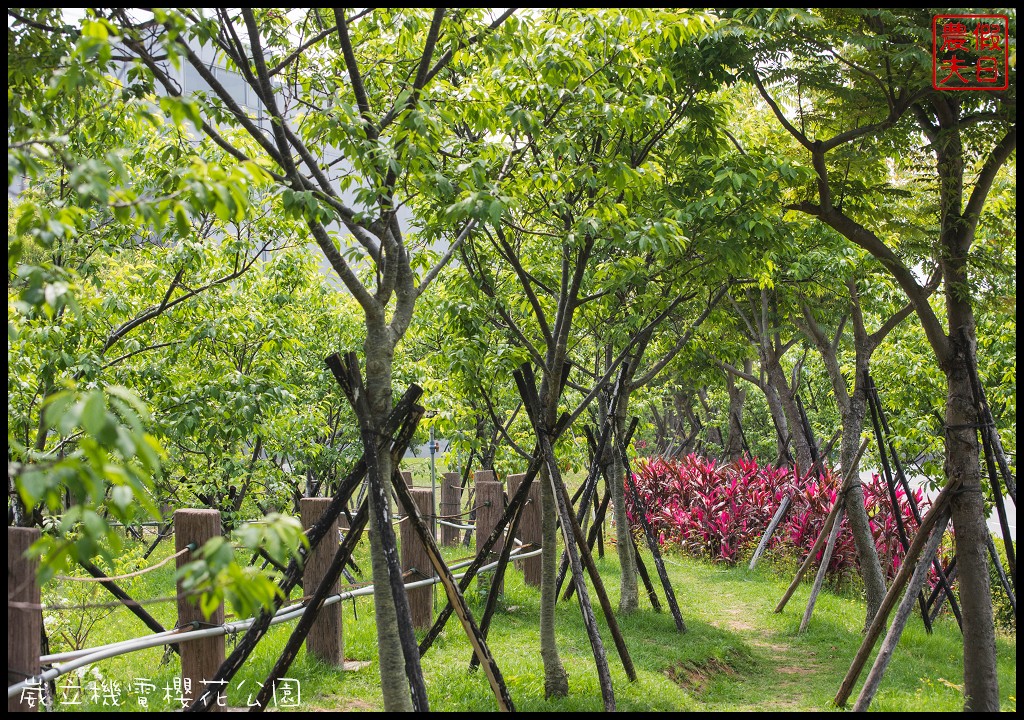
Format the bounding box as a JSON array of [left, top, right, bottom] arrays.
[[41, 521, 1016, 712]]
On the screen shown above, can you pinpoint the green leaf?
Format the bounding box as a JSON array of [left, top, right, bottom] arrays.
[[80, 390, 107, 438]]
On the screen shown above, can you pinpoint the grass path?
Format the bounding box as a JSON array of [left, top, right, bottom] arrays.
[[651, 554, 1015, 712]]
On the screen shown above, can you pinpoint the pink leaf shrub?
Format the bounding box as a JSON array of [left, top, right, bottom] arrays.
[[626, 454, 943, 584]]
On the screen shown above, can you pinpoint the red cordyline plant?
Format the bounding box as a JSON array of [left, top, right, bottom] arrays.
[[626, 453, 943, 584]]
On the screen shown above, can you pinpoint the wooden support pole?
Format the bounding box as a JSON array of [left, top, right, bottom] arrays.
[[440, 472, 462, 546], [631, 529, 662, 612], [961, 328, 1016, 504], [554, 479, 638, 682], [77, 558, 179, 655], [392, 470, 514, 711], [506, 472, 542, 586], [868, 374, 962, 629], [558, 417, 633, 600], [9, 527, 41, 713], [402, 488, 436, 628], [865, 375, 933, 633], [254, 393, 428, 710], [254, 499, 368, 710], [185, 378, 424, 713], [853, 508, 951, 711], [834, 482, 956, 707], [799, 504, 846, 633], [341, 354, 429, 712], [512, 365, 616, 710], [175, 509, 225, 711], [619, 432, 687, 633], [539, 430, 617, 710], [300, 498, 344, 665], [419, 456, 543, 656], [400, 470, 413, 488], [929, 563, 959, 625], [776, 439, 867, 614], [475, 476, 505, 595], [470, 474, 533, 672], [986, 533, 1016, 618], [142, 520, 173, 560]]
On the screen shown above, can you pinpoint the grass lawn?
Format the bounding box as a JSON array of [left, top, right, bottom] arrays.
[[37, 497, 1016, 713]]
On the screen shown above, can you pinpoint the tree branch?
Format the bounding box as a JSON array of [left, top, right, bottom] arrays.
[[631, 285, 728, 389], [788, 200, 950, 365], [962, 124, 1016, 245]]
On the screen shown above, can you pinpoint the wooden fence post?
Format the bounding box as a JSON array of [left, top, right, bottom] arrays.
[[402, 488, 436, 628], [9, 527, 41, 712], [475, 472, 505, 595], [506, 473, 541, 587], [175, 509, 225, 711], [401, 470, 413, 487], [440, 472, 462, 546], [300, 498, 344, 665]]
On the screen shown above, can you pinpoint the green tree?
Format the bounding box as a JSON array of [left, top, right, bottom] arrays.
[[105, 7, 518, 710], [737, 8, 1016, 709]]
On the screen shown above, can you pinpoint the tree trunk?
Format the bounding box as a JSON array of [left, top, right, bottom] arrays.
[[538, 462, 568, 697], [364, 326, 414, 712], [612, 395, 639, 613], [808, 309, 888, 630], [934, 112, 1000, 711], [760, 377, 794, 465], [946, 339, 999, 711], [725, 363, 750, 461], [839, 392, 887, 628], [764, 356, 813, 471]]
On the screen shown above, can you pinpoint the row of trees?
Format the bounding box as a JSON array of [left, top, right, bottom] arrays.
[[8, 8, 1015, 711]]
